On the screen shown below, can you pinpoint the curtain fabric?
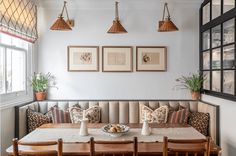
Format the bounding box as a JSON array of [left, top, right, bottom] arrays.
[[0, 0, 37, 43]]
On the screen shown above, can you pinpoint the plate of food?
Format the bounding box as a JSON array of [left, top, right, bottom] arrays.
[[102, 124, 130, 137]]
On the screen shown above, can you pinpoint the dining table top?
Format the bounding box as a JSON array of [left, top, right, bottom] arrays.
[[6, 123, 222, 156]]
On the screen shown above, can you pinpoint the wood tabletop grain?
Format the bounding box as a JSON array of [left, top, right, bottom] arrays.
[[6, 123, 222, 156]]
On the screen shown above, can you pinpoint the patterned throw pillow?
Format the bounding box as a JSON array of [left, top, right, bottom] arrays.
[[189, 112, 210, 136], [27, 108, 51, 133], [168, 109, 190, 124], [50, 106, 71, 123], [69, 106, 101, 123], [140, 105, 169, 123]]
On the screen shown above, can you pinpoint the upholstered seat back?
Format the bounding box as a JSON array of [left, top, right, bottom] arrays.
[[15, 100, 219, 145]]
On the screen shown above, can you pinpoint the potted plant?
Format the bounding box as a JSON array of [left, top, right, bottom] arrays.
[[175, 72, 204, 100], [29, 72, 56, 101]]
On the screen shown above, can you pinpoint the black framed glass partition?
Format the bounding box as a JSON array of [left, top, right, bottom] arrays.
[[200, 0, 236, 100]]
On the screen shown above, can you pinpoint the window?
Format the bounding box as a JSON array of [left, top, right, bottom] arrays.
[[0, 33, 31, 97]]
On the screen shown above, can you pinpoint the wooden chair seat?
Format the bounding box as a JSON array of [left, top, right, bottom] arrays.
[[90, 137, 138, 156], [12, 138, 63, 156], [163, 137, 211, 156]]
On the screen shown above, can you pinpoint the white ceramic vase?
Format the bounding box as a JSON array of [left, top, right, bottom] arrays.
[[141, 120, 151, 136], [79, 118, 89, 136]]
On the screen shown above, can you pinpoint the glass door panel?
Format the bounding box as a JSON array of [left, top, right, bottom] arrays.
[[203, 51, 210, 70], [212, 71, 221, 92], [223, 45, 235, 69], [212, 0, 221, 19], [212, 25, 221, 48], [203, 71, 210, 90], [223, 70, 234, 94], [223, 0, 235, 13], [203, 30, 210, 50], [212, 48, 221, 69], [202, 2, 210, 25], [200, 0, 236, 100], [223, 18, 235, 45]]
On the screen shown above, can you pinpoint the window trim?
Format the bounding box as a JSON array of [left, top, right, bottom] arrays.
[[0, 36, 34, 109]]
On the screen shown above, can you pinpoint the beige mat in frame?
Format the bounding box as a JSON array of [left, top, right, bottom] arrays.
[[136, 46, 167, 71]]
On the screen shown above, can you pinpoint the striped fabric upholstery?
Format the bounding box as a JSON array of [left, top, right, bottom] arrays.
[[168, 109, 190, 124], [16, 100, 219, 145], [50, 106, 71, 123]]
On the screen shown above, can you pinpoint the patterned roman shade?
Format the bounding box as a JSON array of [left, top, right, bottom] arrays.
[[0, 0, 37, 42]]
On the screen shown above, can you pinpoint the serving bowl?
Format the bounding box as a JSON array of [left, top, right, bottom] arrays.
[[101, 124, 130, 137]]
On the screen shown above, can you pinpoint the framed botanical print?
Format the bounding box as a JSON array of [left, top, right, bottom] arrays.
[[136, 46, 167, 71], [102, 46, 133, 72], [68, 46, 99, 71]]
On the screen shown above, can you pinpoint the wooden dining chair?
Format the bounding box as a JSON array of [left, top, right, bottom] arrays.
[[12, 138, 63, 156], [90, 137, 138, 156], [163, 136, 211, 156]]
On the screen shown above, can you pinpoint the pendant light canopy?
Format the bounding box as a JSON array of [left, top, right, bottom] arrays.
[[50, 1, 74, 31], [107, 1, 127, 34], [158, 3, 178, 32]]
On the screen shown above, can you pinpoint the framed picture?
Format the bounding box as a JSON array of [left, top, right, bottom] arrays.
[[136, 46, 167, 71], [102, 46, 133, 72], [68, 46, 99, 71]]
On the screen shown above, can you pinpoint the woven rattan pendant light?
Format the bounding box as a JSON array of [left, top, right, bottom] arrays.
[[158, 3, 178, 32], [107, 1, 127, 33], [50, 1, 73, 31]]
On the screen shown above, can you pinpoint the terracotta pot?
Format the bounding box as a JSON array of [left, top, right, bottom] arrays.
[[191, 91, 200, 100], [35, 92, 47, 101]]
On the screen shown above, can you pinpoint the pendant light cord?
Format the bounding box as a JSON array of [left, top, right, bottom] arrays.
[[165, 3, 171, 18], [162, 3, 170, 20], [115, 1, 119, 21], [60, 1, 70, 20]]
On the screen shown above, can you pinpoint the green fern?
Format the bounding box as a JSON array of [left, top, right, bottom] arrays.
[[176, 73, 204, 92]]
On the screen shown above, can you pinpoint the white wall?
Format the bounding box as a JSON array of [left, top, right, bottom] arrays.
[[37, 0, 200, 100], [202, 94, 236, 156], [0, 107, 15, 156]]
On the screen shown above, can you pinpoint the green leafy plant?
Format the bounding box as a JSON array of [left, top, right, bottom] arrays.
[[29, 72, 56, 92], [175, 73, 204, 92]]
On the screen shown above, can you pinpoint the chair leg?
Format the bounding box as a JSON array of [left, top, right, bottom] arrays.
[[58, 138, 63, 156], [90, 137, 95, 156], [12, 138, 19, 156], [163, 136, 168, 156]]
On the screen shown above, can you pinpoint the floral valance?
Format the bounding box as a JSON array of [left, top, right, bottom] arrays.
[[0, 0, 37, 43]]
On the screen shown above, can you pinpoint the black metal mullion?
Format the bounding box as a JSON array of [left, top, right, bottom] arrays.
[[210, 29, 213, 91], [220, 23, 224, 93], [234, 17, 236, 96], [209, 0, 213, 91], [200, 6, 204, 93], [201, 8, 236, 33], [221, 0, 223, 15], [202, 0, 211, 8]]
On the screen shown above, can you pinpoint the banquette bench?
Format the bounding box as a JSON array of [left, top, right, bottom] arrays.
[[15, 100, 220, 145]]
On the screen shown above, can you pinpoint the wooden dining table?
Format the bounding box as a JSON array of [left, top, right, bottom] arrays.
[[6, 123, 222, 156]]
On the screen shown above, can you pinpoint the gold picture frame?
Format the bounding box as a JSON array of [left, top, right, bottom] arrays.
[[136, 46, 167, 71], [102, 46, 133, 72], [68, 46, 99, 71]]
